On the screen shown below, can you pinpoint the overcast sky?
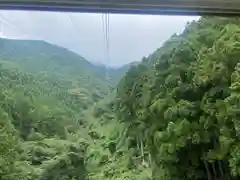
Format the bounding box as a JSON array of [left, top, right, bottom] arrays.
[[0, 10, 198, 67]]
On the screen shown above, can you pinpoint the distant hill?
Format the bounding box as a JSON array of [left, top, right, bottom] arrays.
[[0, 38, 131, 103], [0, 32, 144, 180], [92, 61, 139, 87]]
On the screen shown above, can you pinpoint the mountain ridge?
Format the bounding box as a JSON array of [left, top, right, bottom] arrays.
[[0, 37, 132, 96], [0, 37, 137, 69]]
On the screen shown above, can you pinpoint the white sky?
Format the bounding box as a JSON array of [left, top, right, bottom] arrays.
[[0, 10, 199, 67]]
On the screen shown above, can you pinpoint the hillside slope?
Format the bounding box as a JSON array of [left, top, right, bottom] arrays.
[[0, 38, 129, 101], [0, 37, 134, 180], [5, 16, 240, 180], [116, 17, 240, 179]]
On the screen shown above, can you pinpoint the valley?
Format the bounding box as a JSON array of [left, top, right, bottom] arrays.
[[1, 16, 240, 180]]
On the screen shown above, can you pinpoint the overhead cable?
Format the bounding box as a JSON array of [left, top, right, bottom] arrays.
[[69, 14, 80, 32], [102, 13, 110, 82], [0, 13, 29, 37]]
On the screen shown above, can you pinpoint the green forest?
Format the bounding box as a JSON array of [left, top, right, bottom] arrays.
[[1, 16, 240, 180]]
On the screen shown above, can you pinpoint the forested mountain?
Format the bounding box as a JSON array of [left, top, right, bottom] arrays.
[[2, 16, 240, 180], [0, 38, 129, 101], [116, 17, 240, 179], [0, 37, 132, 180]]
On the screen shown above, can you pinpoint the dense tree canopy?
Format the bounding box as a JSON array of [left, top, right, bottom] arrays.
[[116, 17, 240, 179], [2, 16, 240, 180], [0, 37, 134, 180]]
